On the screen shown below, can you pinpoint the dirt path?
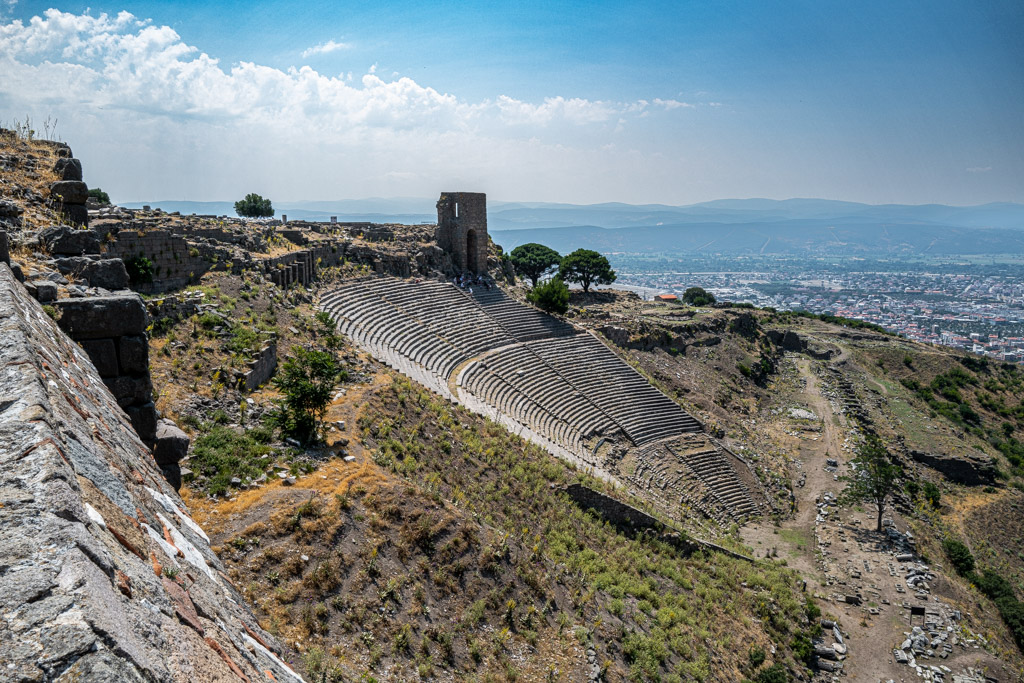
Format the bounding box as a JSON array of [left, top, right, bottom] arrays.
[[741, 357, 1011, 682]]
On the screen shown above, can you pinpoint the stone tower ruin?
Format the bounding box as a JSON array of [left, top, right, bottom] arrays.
[[436, 192, 488, 273]]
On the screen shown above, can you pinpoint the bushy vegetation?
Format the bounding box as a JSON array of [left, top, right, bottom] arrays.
[[235, 192, 274, 218], [942, 538, 975, 576], [125, 255, 154, 285], [357, 377, 812, 680], [269, 346, 345, 444], [526, 276, 569, 314], [187, 423, 274, 496], [682, 286, 716, 307], [559, 248, 616, 293], [509, 243, 561, 288], [87, 187, 110, 205]]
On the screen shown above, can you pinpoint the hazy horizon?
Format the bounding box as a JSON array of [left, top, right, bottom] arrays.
[[3, 1, 1022, 206]]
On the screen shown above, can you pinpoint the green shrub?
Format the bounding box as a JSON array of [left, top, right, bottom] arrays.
[[922, 482, 941, 508], [269, 346, 343, 444], [526, 277, 569, 315], [748, 645, 766, 669], [87, 187, 111, 205], [942, 538, 975, 576], [682, 286, 715, 306], [188, 424, 273, 495], [125, 255, 154, 285], [756, 663, 788, 683]]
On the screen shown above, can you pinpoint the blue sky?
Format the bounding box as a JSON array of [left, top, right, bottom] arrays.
[[1, 1, 1022, 205]]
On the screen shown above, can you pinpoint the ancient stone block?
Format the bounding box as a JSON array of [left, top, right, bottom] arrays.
[[123, 401, 158, 443], [54, 293, 148, 340], [153, 419, 190, 466], [103, 375, 153, 408], [34, 280, 57, 303], [39, 224, 100, 255], [62, 203, 90, 227], [50, 180, 89, 205], [54, 157, 83, 182], [55, 257, 129, 290], [118, 335, 149, 375], [78, 339, 119, 378]]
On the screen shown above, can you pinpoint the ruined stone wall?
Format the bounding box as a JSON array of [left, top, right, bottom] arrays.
[[238, 343, 277, 392], [103, 229, 216, 293], [436, 192, 488, 273], [53, 292, 159, 446], [0, 263, 303, 682]]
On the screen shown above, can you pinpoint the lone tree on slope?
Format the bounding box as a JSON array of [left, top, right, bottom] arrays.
[[682, 286, 716, 306], [235, 193, 274, 218], [559, 248, 616, 293], [509, 243, 562, 287], [840, 434, 901, 532]]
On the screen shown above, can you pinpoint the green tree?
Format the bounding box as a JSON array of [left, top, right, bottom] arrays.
[[526, 276, 569, 314], [509, 243, 561, 287], [88, 187, 111, 205], [682, 286, 716, 306], [269, 346, 342, 444], [841, 434, 901, 532], [234, 193, 275, 218], [559, 248, 616, 293]]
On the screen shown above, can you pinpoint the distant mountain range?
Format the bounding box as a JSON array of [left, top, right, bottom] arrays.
[[123, 197, 1024, 256]]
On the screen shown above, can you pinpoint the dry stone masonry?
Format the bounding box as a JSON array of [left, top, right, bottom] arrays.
[[0, 263, 303, 682], [436, 192, 488, 273]]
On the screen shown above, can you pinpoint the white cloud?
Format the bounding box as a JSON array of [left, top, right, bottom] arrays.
[[301, 39, 351, 59], [0, 9, 695, 203], [653, 98, 694, 110]]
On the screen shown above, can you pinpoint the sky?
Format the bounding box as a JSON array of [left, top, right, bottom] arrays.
[[1, 1, 1022, 205]]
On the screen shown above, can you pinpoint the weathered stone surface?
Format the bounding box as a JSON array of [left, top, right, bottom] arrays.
[[62, 203, 90, 227], [54, 157, 83, 181], [0, 262, 301, 682], [0, 199, 22, 218], [910, 449, 997, 486], [39, 224, 100, 256], [33, 280, 57, 303], [53, 292, 148, 339], [153, 419, 190, 466], [103, 374, 154, 407], [50, 180, 89, 205], [118, 334, 150, 374], [125, 402, 159, 444], [55, 256, 129, 290], [78, 338, 119, 377]]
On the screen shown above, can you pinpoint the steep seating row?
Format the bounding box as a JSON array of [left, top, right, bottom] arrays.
[[527, 334, 702, 445], [459, 343, 621, 452], [669, 444, 761, 520], [465, 287, 576, 341]]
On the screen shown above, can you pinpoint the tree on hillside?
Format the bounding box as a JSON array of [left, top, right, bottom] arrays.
[[234, 193, 274, 218], [682, 286, 716, 306], [527, 276, 569, 314], [509, 243, 561, 287], [840, 434, 901, 532], [269, 346, 343, 444], [559, 248, 616, 293], [88, 187, 111, 205]]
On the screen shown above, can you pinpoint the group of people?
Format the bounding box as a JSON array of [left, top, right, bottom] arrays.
[[454, 272, 492, 293]]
